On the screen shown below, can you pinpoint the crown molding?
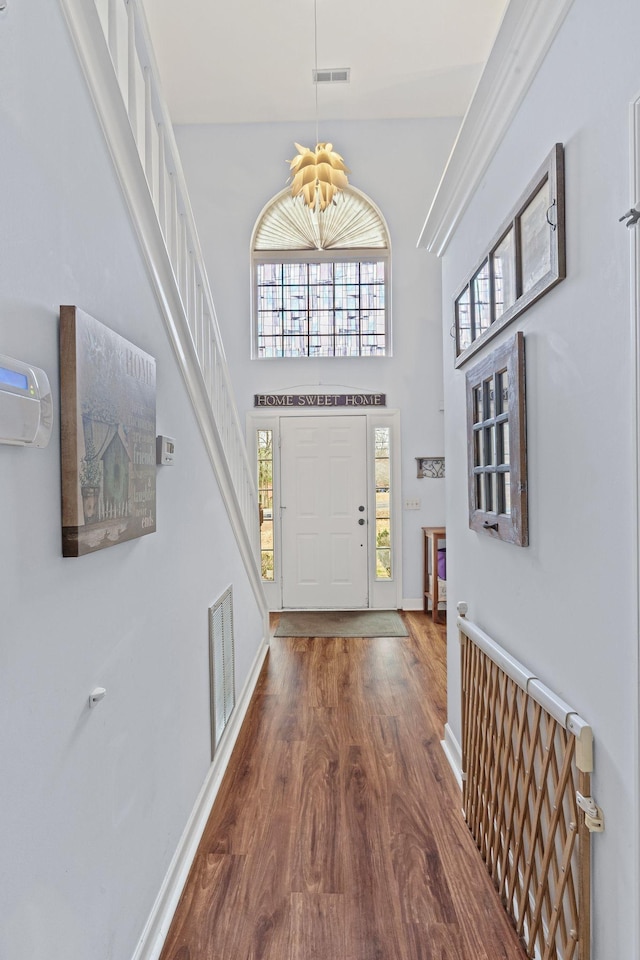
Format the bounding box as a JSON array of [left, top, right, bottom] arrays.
[[417, 0, 575, 257]]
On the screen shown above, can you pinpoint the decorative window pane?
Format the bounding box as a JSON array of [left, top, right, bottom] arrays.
[[496, 369, 508, 415], [493, 228, 516, 319], [472, 261, 491, 337], [474, 431, 483, 468], [486, 377, 495, 419], [336, 261, 360, 283], [504, 476, 511, 515], [255, 258, 387, 358], [456, 287, 472, 353], [257, 429, 274, 580], [260, 263, 281, 284], [498, 421, 510, 465], [375, 427, 392, 579], [283, 263, 306, 284], [361, 336, 385, 356], [309, 262, 332, 283], [466, 333, 527, 545], [520, 178, 552, 294]]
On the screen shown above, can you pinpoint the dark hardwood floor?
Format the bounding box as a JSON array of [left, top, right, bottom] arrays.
[[160, 612, 526, 960]]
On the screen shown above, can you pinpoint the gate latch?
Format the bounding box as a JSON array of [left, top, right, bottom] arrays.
[[576, 792, 605, 832]]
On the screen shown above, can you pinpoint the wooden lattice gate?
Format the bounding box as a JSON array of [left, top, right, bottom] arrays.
[[457, 603, 603, 960]]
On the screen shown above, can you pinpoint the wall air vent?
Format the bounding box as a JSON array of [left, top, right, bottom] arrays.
[[209, 586, 235, 758], [312, 67, 351, 84]]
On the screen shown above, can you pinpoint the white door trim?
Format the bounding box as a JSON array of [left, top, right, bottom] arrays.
[[248, 407, 402, 611]]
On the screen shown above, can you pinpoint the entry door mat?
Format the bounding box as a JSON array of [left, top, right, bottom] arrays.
[[274, 610, 408, 638]]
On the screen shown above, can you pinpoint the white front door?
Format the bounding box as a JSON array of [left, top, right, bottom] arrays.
[[281, 415, 369, 609]]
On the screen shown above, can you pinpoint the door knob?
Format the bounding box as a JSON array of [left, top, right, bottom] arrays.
[[358, 505, 365, 512], [358, 518, 365, 525]]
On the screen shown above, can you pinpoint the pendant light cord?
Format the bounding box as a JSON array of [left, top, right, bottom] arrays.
[[314, 0, 319, 147]]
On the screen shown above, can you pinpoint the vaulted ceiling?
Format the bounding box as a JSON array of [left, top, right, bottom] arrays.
[[142, 0, 508, 125]]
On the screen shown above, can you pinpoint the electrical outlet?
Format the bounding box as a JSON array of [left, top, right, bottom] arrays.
[[404, 498, 421, 510]]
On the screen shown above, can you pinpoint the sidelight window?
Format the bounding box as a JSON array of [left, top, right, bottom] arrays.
[[375, 427, 392, 578], [257, 429, 274, 579]]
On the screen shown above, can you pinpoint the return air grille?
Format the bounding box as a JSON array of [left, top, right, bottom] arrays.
[[209, 586, 235, 757], [312, 67, 350, 84]]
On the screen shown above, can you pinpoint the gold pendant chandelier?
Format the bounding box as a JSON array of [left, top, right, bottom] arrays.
[[288, 142, 350, 212], [287, 1, 350, 211]]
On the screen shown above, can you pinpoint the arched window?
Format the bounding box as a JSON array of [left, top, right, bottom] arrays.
[[251, 186, 391, 358]]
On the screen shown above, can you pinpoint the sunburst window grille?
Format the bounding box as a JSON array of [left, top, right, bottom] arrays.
[[252, 187, 391, 358]]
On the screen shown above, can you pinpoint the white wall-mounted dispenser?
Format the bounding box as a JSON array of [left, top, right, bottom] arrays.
[[0, 353, 53, 448]]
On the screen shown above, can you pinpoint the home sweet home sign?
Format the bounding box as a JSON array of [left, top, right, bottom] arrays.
[[254, 393, 386, 407]]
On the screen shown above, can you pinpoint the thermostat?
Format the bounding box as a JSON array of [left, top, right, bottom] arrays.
[[156, 435, 175, 465], [0, 353, 53, 448]]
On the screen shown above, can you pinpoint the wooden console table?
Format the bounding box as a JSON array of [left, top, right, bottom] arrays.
[[422, 526, 446, 623]]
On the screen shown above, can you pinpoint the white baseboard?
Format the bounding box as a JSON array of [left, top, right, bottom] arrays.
[[402, 598, 423, 611], [131, 637, 270, 960], [441, 722, 464, 790]]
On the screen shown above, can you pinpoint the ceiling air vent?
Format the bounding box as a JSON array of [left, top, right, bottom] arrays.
[[313, 67, 351, 84]]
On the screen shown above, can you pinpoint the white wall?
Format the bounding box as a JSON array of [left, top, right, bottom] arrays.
[[439, 0, 639, 955], [174, 118, 459, 604], [0, 3, 264, 959]]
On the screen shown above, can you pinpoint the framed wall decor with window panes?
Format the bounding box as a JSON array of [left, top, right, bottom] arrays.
[[465, 332, 528, 546], [454, 145, 565, 367]]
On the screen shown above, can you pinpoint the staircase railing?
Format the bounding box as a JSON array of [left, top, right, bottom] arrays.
[[59, 0, 266, 615]]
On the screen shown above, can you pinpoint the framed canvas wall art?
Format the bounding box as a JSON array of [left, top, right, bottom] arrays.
[[60, 305, 156, 557]]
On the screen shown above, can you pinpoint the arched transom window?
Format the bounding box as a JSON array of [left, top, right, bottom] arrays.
[[251, 186, 391, 358]]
